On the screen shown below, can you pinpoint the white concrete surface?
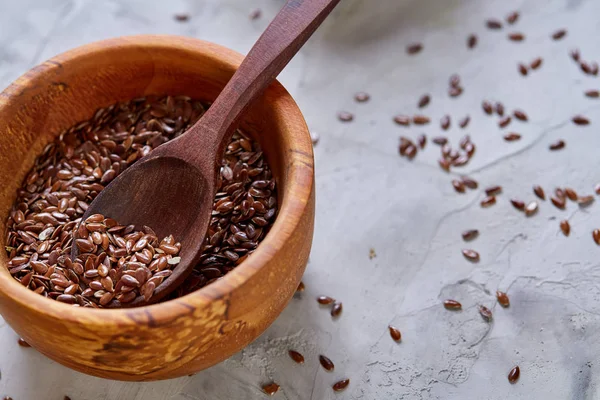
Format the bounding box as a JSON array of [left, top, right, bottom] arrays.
[[1, 0, 600, 398]]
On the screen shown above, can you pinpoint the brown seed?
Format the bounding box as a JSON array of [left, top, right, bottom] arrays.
[[498, 116, 511, 128], [333, 379, 350, 392], [513, 110, 528, 121], [432, 136, 448, 146], [388, 325, 402, 342], [317, 296, 335, 305], [482, 100, 493, 115], [478, 305, 493, 322], [533, 185, 545, 200], [440, 115, 451, 130], [585, 90, 600, 98], [418, 94, 430, 108], [508, 366, 520, 384], [570, 48, 580, 62], [572, 115, 590, 125], [506, 11, 519, 24], [592, 62, 599, 76], [459, 115, 470, 128], [581, 62, 593, 75], [262, 383, 279, 396], [354, 92, 370, 102], [518, 63, 528, 76], [288, 350, 305, 364], [510, 199, 525, 211], [595, 184, 600, 195], [504, 133, 521, 142], [18, 338, 30, 347], [337, 111, 354, 122], [565, 188, 578, 201], [249, 9, 261, 20], [448, 86, 463, 97], [552, 29, 567, 40], [462, 249, 480, 262], [496, 291, 510, 307], [461, 176, 478, 189], [549, 140, 565, 151], [174, 14, 189, 22], [525, 201, 538, 216], [462, 229, 479, 241], [481, 196, 496, 207], [443, 299, 462, 310], [296, 281, 305, 292], [438, 158, 451, 172], [393, 115, 411, 126], [404, 144, 417, 160], [331, 302, 343, 317], [560, 220, 570, 236], [319, 355, 335, 371], [594, 229, 600, 245], [467, 34, 477, 49], [578, 195, 594, 207], [530, 57, 543, 70], [452, 180, 466, 194], [407, 43, 423, 54], [485, 185, 502, 196], [508, 32, 524, 41], [412, 115, 430, 125], [551, 196, 566, 209], [495, 102, 505, 116], [417, 134, 427, 149], [486, 19, 503, 29]]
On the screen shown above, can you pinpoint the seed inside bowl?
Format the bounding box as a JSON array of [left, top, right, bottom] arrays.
[[4, 96, 278, 307]]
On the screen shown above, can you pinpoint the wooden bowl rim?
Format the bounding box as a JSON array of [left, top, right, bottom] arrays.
[[0, 35, 314, 325]]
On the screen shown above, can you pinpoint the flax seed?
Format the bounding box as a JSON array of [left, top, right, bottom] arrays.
[[549, 140, 565, 150], [525, 201, 538, 216], [467, 34, 477, 49], [485, 186, 502, 196], [504, 133, 521, 141], [496, 291, 510, 307], [413, 115, 430, 125], [452, 180, 466, 193], [354, 92, 370, 102], [337, 111, 354, 122], [506, 11, 519, 24], [552, 29, 567, 40], [459, 116, 470, 128], [510, 199, 525, 211], [508, 32, 525, 41], [461, 177, 478, 189], [262, 383, 279, 396], [498, 116, 511, 128], [440, 115, 451, 130], [444, 299, 462, 310], [332, 379, 350, 392], [479, 305, 492, 321], [560, 220, 570, 236], [317, 296, 335, 305], [530, 58, 543, 70], [407, 43, 423, 54], [394, 115, 411, 126], [593, 229, 600, 245], [288, 350, 305, 364], [481, 196, 496, 207], [319, 355, 335, 371], [482, 101, 493, 115], [572, 115, 590, 125], [331, 302, 343, 317], [486, 19, 503, 29], [462, 229, 479, 241], [418, 94, 431, 108], [533, 185, 545, 200], [389, 325, 402, 342], [508, 366, 520, 384], [462, 249, 480, 262]]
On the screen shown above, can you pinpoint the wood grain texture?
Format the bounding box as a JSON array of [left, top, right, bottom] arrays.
[[0, 35, 315, 381], [73, 0, 338, 306]]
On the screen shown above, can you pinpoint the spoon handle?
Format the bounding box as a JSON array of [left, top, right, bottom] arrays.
[[184, 0, 340, 165]]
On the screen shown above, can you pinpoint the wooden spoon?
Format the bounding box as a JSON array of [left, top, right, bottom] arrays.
[[72, 0, 340, 307]]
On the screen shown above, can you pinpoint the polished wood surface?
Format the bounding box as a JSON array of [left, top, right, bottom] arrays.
[[0, 35, 315, 380]]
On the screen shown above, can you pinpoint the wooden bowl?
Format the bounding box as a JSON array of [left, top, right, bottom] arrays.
[[0, 35, 314, 381]]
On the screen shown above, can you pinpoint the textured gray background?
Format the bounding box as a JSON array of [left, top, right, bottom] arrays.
[[1, 0, 600, 399]]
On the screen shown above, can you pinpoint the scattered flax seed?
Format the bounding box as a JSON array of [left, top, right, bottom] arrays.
[[461, 177, 478, 189], [581, 62, 592, 75], [549, 140, 565, 151], [413, 115, 430, 125], [337, 111, 354, 122], [486, 19, 503, 29], [399, 137, 412, 156], [481, 196, 496, 208], [448, 86, 463, 97], [513, 110, 528, 121], [585, 90, 600, 98], [498, 116, 512, 128], [495, 102, 505, 116], [565, 188, 578, 201], [404, 143, 417, 159], [530, 58, 543, 70], [433, 136, 448, 146], [369, 247, 377, 259], [592, 62, 599, 76], [462, 229, 479, 241], [595, 184, 600, 195], [332, 379, 350, 392], [417, 134, 427, 149], [262, 383, 280, 396], [444, 299, 462, 310], [438, 158, 451, 172], [533, 185, 545, 200], [485, 185, 502, 196], [508, 366, 520, 384], [310, 131, 320, 146], [570, 48, 580, 62], [317, 296, 335, 305], [506, 11, 519, 24], [407, 43, 423, 54], [440, 115, 451, 130], [174, 14, 190, 22], [594, 229, 600, 245], [518, 63, 528, 76], [296, 281, 305, 292], [288, 350, 305, 364], [249, 9, 262, 20], [496, 291, 510, 307], [354, 92, 370, 102], [319, 355, 335, 371], [510, 199, 525, 211], [467, 34, 478, 49], [551, 196, 566, 210], [388, 325, 402, 342], [578, 195, 594, 207], [482, 101, 493, 115], [560, 220, 570, 236], [462, 249, 480, 262], [393, 115, 411, 126], [452, 180, 466, 193], [479, 305, 493, 322], [508, 32, 525, 41], [552, 29, 567, 40], [525, 201, 538, 216], [418, 94, 431, 108], [459, 116, 470, 128], [449, 74, 461, 87], [18, 338, 30, 347], [331, 302, 343, 317], [572, 115, 590, 125], [504, 133, 521, 142]]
